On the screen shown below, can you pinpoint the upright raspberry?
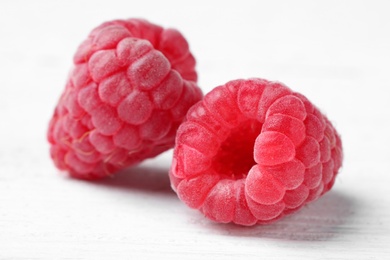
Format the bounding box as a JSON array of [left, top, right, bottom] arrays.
[[170, 78, 343, 226], [48, 19, 202, 179]]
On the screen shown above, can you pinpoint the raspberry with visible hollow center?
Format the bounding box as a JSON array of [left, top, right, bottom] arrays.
[[170, 78, 343, 226], [48, 18, 202, 179]]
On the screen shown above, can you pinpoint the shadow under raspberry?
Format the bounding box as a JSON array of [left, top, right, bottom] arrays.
[[90, 164, 175, 195], [192, 190, 357, 241]]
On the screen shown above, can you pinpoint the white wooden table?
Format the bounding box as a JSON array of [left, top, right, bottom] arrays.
[[1, 1, 389, 259]]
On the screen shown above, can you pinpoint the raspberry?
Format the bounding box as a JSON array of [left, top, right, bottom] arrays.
[[169, 78, 343, 226], [48, 19, 202, 179]]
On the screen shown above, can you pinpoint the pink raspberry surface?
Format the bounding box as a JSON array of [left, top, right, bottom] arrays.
[[48, 18, 202, 179], [170, 78, 343, 226]]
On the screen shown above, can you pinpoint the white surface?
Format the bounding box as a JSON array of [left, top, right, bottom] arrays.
[[1, 0, 390, 259]]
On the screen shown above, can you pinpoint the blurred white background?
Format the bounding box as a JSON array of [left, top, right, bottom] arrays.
[[1, 0, 389, 259]]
